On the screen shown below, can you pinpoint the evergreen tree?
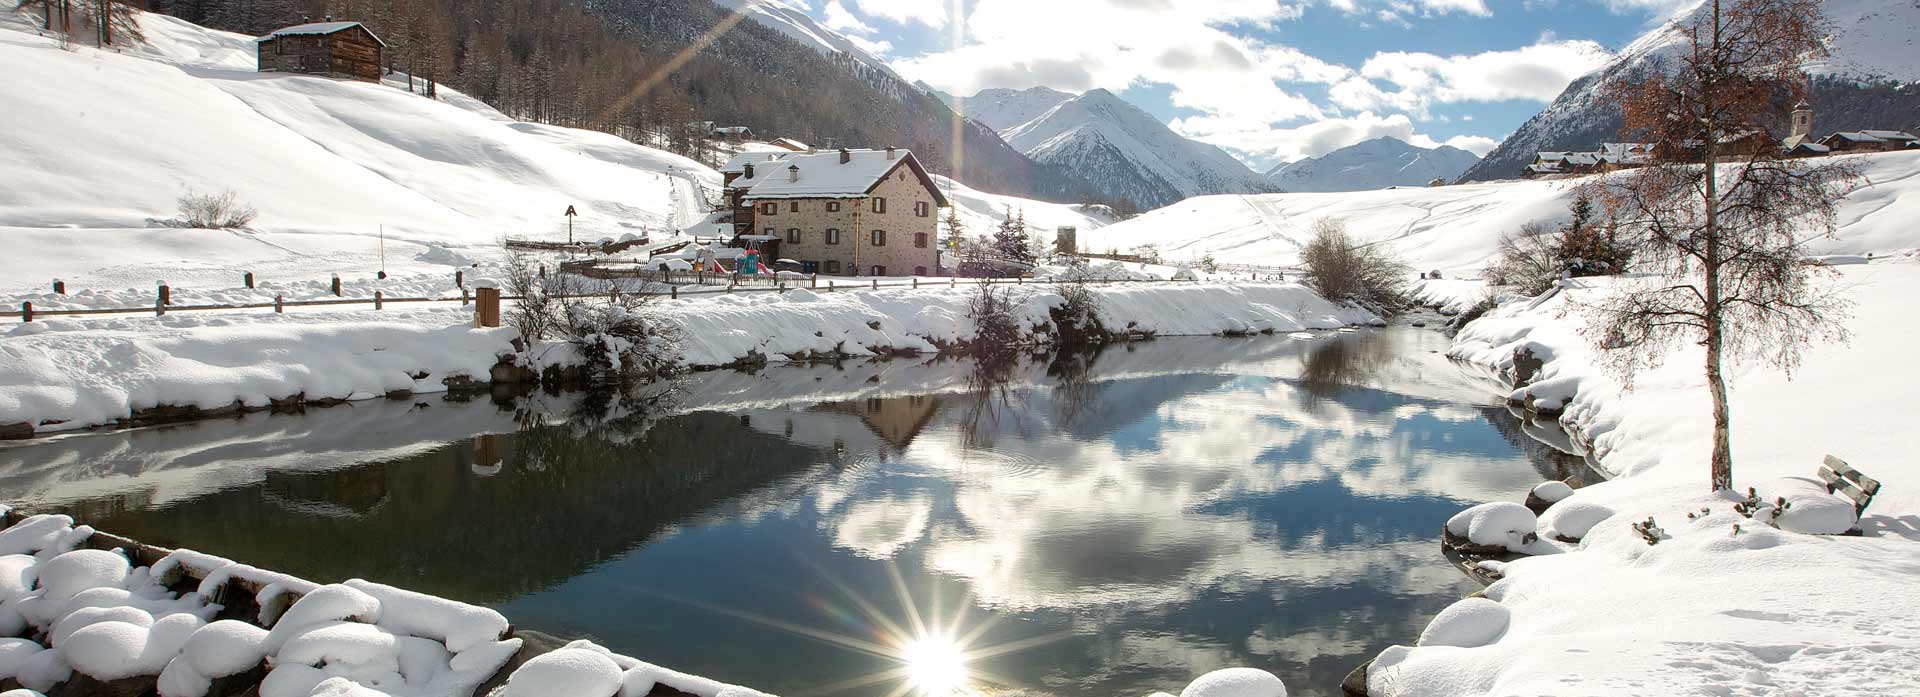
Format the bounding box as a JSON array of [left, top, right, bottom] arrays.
[[992, 208, 1034, 265], [1555, 193, 1633, 276]]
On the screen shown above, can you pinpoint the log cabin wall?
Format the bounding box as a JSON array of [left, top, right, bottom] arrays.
[[257, 26, 383, 83]]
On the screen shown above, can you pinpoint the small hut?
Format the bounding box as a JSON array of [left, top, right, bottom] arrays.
[[256, 21, 386, 83]]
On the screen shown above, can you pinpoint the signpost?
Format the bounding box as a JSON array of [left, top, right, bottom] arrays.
[[565, 205, 578, 245]]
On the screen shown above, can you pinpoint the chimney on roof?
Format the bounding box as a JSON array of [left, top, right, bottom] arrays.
[[324, 14, 333, 22], [788, 164, 800, 182], [742, 163, 754, 179], [839, 148, 851, 164], [886, 146, 898, 160]]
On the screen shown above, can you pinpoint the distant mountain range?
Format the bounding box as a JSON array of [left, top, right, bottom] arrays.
[[1265, 137, 1480, 193], [941, 87, 1276, 209], [1459, 0, 1920, 182]]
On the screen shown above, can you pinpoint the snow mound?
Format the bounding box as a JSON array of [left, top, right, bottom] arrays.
[[266, 584, 382, 652], [31, 549, 128, 603], [1179, 667, 1288, 697], [413, 245, 475, 267], [1417, 598, 1511, 648], [183, 619, 270, 677], [344, 579, 509, 654], [1539, 500, 1615, 541], [1445, 502, 1539, 553], [1755, 477, 1860, 535], [500, 647, 625, 697], [1530, 481, 1574, 504]]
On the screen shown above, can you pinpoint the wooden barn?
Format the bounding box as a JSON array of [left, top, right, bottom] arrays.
[[256, 21, 386, 83]]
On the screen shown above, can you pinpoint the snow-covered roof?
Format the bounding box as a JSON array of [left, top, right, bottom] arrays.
[[1790, 142, 1833, 153], [1534, 152, 1574, 163], [735, 149, 949, 206], [770, 138, 811, 151], [712, 126, 755, 135], [1860, 130, 1917, 141], [720, 151, 789, 175], [258, 21, 386, 47], [1562, 153, 1601, 166], [1828, 131, 1886, 143]]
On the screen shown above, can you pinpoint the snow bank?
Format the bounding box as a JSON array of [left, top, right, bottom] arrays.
[[1366, 261, 1920, 695], [1444, 502, 1538, 553], [1414, 597, 1510, 648], [0, 308, 516, 433], [1529, 480, 1573, 504]]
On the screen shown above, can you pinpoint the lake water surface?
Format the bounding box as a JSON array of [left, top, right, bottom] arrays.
[[0, 329, 1589, 697]]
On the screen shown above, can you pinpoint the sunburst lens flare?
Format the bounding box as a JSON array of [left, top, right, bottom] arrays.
[[902, 635, 970, 697]]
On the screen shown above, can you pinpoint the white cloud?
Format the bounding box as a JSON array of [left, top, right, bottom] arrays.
[[1331, 39, 1612, 115], [821, 0, 877, 34], [1443, 134, 1501, 155], [1173, 111, 1497, 166], [848, 0, 952, 28]]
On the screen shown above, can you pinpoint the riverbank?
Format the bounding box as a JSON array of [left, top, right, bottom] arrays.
[[0, 282, 1377, 438], [1360, 257, 1920, 695]]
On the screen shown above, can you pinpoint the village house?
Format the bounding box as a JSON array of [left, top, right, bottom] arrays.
[[256, 21, 385, 83], [721, 147, 948, 277]]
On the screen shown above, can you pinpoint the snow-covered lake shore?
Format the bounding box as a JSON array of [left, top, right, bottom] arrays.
[[1361, 256, 1920, 695], [0, 282, 1378, 437]]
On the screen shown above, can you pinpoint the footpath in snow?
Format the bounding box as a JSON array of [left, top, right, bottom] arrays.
[[1362, 256, 1920, 695], [0, 282, 1377, 437]]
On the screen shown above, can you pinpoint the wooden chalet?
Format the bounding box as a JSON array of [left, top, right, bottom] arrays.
[[256, 21, 386, 83]]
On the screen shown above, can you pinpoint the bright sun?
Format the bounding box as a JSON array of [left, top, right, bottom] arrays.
[[902, 636, 970, 697]]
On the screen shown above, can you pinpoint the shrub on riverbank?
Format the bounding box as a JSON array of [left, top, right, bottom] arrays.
[[1301, 217, 1410, 316]]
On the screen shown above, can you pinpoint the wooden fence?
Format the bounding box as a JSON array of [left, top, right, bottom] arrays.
[[5, 274, 1206, 323]]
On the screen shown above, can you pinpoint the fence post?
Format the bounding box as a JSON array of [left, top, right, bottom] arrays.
[[829, 280, 835, 292], [913, 277, 918, 289], [275, 294, 284, 314], [157, 281, 171, 309], [474, 283, 501, 328], [377, 270, 387, 280], [454, 270, 464, 288], [1018, 276, 1023, 285], [811, 274, 818, 289], [243, 272, 254, 289], [330, 274, 342, 297], [872, 279, 878, 291], [20, 301, 30, 323], [374, 290, 384, 310], [462, 287, 470, 306], [671, 285, 679, 300], [951, 278, 956, 288], [52, 279, 65, 295]]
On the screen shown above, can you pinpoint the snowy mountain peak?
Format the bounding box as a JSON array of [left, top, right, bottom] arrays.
[[1267, 137, 1480, 193], [942, 86, 1076, 132], [996, 89, 1274, 208]]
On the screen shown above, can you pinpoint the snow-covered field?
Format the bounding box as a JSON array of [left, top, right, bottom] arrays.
[[1364, 255, 1920, 695], [1089, 149, 1920, 274]]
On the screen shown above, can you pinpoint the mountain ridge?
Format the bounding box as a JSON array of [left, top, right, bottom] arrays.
[[1266, 137, 1480, 193]]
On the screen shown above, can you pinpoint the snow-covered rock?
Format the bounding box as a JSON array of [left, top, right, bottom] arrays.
[[499, 648, 625, 697], [1178, 667, 1288, 697], [1530, 481, 1574, 504], [1445, 502, 1539, 553], [1539, 500, 1615, 541], [1416, 598, 1511, 648]]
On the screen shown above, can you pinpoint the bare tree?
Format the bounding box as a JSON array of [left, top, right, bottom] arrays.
[[1299, 217, 1410, 315], [1492, 221, 1562, 296], [1584, 0, 1860, 491]]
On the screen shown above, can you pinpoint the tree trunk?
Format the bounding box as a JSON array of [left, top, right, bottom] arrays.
[[1700, 33, 1734, 491]]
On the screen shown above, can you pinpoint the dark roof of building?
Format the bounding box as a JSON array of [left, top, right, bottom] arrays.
[[259, 22, 387, 48]]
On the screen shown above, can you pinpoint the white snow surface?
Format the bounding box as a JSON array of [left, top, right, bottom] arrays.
[[1444, 502, 1538, 553], [1365, 258, 1920, 695], [1092, 149, 1920, 274], [1177, 667, 1288, 697], [1529, 480, 1574, 504], [1414, 597, 1510, 648]]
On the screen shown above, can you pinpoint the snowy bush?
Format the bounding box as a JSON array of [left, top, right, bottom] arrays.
[[967, 284, 1023, 357], [1491, 221, 1560, 296], [1049, 279, 1106, 347], [174, 189, 257, 229], [503, 252, 681, 383], [1300, 217, 1410, 315]]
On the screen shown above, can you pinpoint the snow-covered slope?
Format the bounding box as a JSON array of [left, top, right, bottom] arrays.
[[0, 8, 1083, 297], [710, 0, 903, 82], [940, 86, 1075, 132], [1267, 137, 1481, 193], [1090, 149, 1920, 272], [1461, 0, 1920, 182], [999, 89, 1276, 209]]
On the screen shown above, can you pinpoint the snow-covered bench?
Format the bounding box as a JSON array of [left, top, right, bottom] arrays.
[[1818, 455, 1880, 534]]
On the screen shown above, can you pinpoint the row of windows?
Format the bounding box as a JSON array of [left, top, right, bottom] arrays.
[[758, 199, 932, 217], [767, 228, 928, 248], [804, 261, 929, 276]]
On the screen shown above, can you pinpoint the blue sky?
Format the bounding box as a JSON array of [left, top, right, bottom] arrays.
[[773, 0, 1696, 170]]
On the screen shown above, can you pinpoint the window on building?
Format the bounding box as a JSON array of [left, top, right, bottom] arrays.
[[761, 202, 777, 215], [786, 228, 801, 243], [826, 228, 841, 245], [913, 233, 928, 248], [872, 197, 887, 214], [825, 260, 841, 274], [871, 265, 887, 277], [871, 230, 887, 246], [915, 202, 930, 217], [914, 266, 928, 276], [827, 201, 841, 212], [789, 201, 800, 213]]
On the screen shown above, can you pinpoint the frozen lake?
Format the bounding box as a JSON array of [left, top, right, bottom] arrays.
[[0, 329, 1590, 697]]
